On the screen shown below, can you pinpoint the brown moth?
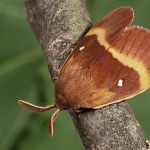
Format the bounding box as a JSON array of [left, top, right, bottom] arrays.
[[18, 6, 150, 136]]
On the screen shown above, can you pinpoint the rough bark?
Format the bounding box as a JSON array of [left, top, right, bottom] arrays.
[[24, 0, 148, 149]]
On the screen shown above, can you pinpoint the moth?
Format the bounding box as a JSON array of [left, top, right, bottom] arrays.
[[18, 6, 150, 136]]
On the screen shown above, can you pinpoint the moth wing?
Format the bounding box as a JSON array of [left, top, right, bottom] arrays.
[[91, 26, 150, 109], [109, 26, 150, 90], [84, 7, 150, 108], [57, 7, 150, 110], [86, 6, 134, 42]]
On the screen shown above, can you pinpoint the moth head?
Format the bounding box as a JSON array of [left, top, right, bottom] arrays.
[[55, 94, 68, 110]]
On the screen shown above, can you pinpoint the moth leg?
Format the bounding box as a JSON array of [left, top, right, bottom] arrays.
[[18, 100, 56, 112]]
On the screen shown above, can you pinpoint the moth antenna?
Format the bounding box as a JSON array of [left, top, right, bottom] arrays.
[[18, 100, 56, 112], [49, 108, 60, 136]]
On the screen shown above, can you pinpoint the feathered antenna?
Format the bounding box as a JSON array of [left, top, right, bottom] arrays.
[[18, 100, 60, 136]]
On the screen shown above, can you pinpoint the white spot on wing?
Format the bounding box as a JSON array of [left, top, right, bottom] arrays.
[[117, 79, 124, 87], [79, 46, 85, 51]]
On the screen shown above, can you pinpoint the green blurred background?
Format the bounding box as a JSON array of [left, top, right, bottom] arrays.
[[0, 0, 150, 150]]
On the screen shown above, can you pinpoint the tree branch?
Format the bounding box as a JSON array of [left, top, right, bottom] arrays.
[[25, 0, 148, 149]]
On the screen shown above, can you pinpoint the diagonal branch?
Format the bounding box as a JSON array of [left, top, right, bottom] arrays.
[[24, 0, 148, 149]]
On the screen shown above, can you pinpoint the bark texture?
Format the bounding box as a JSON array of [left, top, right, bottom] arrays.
[[25, 0, 148, 149]]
